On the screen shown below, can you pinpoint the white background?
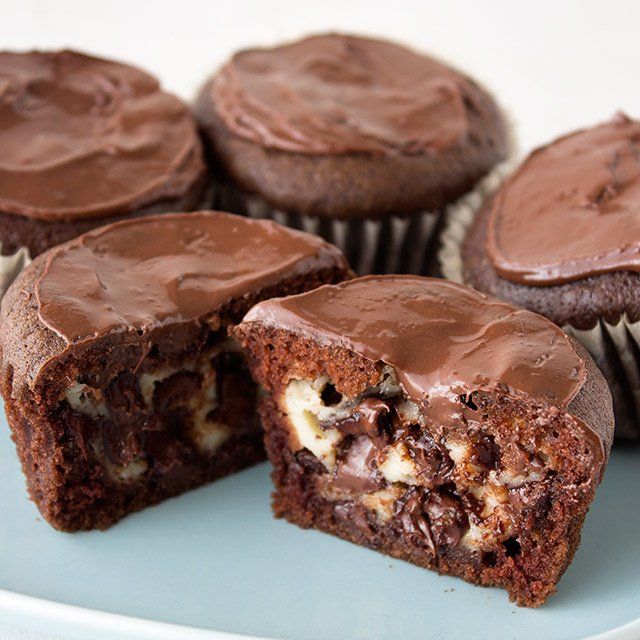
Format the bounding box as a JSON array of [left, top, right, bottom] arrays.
[[2, 0, 640, 637]]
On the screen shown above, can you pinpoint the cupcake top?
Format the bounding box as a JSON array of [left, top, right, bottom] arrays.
[[242, 275, 588, 410], [0, 50, 205, 221], [35, 211, 347, 344], [212, 33, 485, 155], [487, 113, 640, 285]]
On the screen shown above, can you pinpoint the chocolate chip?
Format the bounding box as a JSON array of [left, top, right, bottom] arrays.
[[469, 434, 499, 470], [459, 392, 478, 411], [152, 371, 202, 412], [395, 486, 469, 553], [334, 501, 374, 536], [424, 491, 469, 547], [404, 428, 453, 488], [395, 487, 436, 553], [482, 551, 498, 567], [333, 435, 385, 493], [320, 382, 342, 406], [327, 397, 391, 441]]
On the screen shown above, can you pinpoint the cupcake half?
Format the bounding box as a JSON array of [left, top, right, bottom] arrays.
[[234, 275, 613, 606], [441, 113, 640, 439], [0, 50, 209, 292], [0, 211, 350, 531], [195, 33, 512, 275]]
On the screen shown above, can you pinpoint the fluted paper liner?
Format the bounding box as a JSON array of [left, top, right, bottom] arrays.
[[215, 184, 442, 276], [0, 245, 31, 299], [438, 160, 640, 438]]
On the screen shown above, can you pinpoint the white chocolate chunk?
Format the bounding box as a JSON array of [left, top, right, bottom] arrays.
[[65, 384, 109, 419], [462, 522, 489, 548], [113, 458, 149, 482], [190, 421, 231, 455], [139, 368, 178, 408], [378, 443, 418, 485], [360, 487, 402, 522], [376, 367, 402, 397], [493, 467, 542, 488], [445, 440, 470, 465], [395, 399, 424, 425], [283, 377, 346, 469]]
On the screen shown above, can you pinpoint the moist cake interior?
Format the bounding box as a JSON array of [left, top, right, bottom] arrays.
[[63, 331, 258, 485], [7, 319, 265, 532], [240, 330, 605, 608]]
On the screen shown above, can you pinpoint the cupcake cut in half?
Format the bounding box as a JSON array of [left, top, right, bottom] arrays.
[[195, 33, 511, 275], [458, 113, 640, 438], [234, 275, 613, 607], [0, 211, 350, 531], [0, 50, 209, 291]]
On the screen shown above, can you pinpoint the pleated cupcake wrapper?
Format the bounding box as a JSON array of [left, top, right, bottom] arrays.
[[0, 245, 31, 299], [438, 160, 640, 439], [215, 182, 443, 276]]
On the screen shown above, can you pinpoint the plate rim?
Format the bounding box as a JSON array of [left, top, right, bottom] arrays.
[[0, 588, 267, 640], [1, 587, 639, 640]]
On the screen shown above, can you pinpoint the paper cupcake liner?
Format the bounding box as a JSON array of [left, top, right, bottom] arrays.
[[0, 245, 31, 299], [438, 160, 640, 439], [215, 183, 443, 276]]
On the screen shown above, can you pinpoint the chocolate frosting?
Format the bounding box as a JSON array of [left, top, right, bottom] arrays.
[[211, 33, 472, 155], [242, 275, 588, 410], [487, 113, 640, 285], [36, 211, 346, 343], [0, 50, 205, 221]]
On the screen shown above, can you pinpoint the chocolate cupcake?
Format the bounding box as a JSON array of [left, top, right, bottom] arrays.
[[195, 33, 511, 275], [234, 276, 613, 606], [0, 50, 209, 293], [0, 211, 350, 531], [441, 113, 640, 438]]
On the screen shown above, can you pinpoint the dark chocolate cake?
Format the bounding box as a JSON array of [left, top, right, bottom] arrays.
[[195, 33, 510, 275], [0, 211, 350, 531], [234, 275, 614, 607]]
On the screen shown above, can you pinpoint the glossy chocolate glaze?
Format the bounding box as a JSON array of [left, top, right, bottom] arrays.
[[36, 211, 347, 343], [242, 275, 587, 408], [487, 113, 640, 285], [0, 50, 205, 221], [211, 33, 473, 155], [241, 276, 605, 459]]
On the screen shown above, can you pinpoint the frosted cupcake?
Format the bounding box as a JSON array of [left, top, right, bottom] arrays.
[[0, 50, 208, 293], [195, 33, 511, 275], [441, 113, 640, 438]]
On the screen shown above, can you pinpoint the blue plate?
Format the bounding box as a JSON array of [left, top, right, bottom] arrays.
[[0, 409, 638, 640]]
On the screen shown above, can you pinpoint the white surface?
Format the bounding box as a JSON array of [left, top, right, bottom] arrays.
[[2, 0, 640, 638], [4, 0, 640, 151]]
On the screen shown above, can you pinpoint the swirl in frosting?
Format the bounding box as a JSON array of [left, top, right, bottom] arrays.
[[487, 114, 640, 285], [0, 50, 205, 221], [212, 33, 475, 155]]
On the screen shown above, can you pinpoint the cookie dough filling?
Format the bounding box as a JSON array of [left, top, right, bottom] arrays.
[[63, 338, 257, 484], [282, 370, 586, 569]]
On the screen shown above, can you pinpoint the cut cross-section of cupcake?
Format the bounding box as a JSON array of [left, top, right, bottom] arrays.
[[234, 275, 614, 607], [0, 211, 350, 531]]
